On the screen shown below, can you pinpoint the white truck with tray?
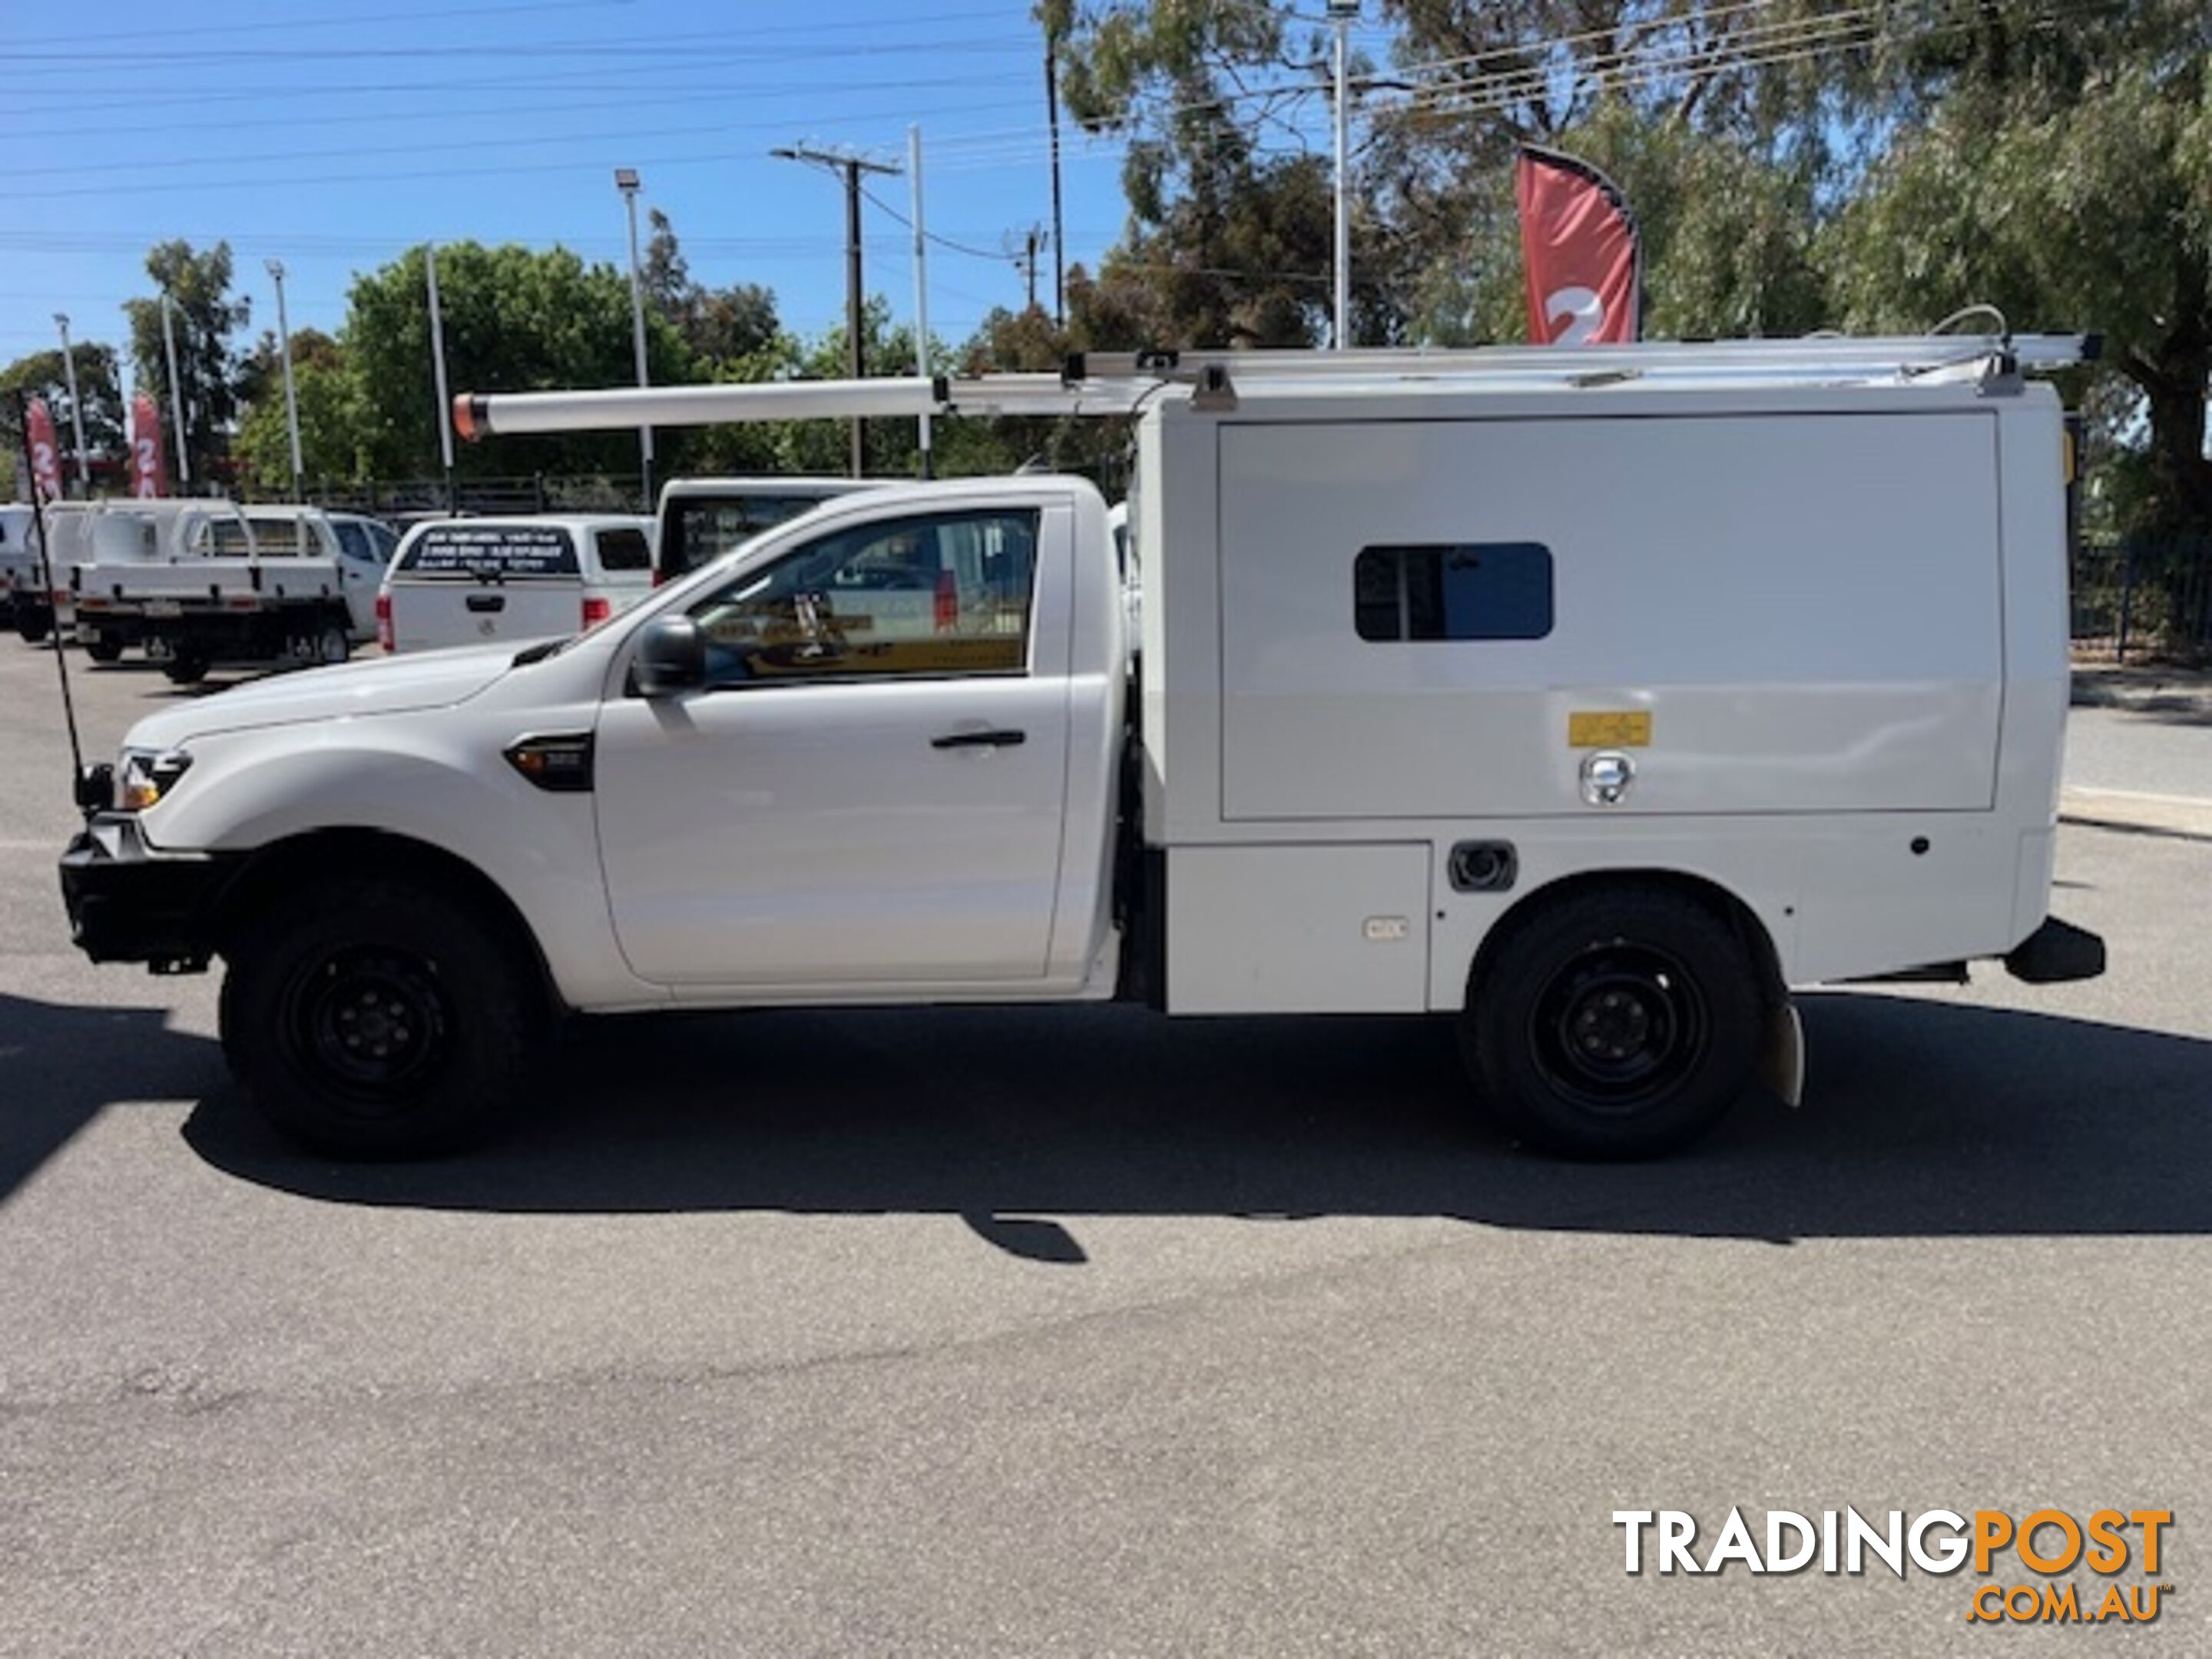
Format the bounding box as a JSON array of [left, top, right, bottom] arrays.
[[25, 498, 250, 654], [75, 503, 392, 681], [58, 335, 2104, 1161]]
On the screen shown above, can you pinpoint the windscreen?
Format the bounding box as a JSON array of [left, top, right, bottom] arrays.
[[663, 495, 843, 579], [396, 524, 579, 578]]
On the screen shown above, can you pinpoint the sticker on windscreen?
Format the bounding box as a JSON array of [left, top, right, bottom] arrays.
[[402, 525, 579, 578]]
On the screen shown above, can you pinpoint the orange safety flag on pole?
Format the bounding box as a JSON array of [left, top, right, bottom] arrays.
[[1515, 144, 1641, 346], [129, 392, 167, 497], [26, 399, 64, 502]]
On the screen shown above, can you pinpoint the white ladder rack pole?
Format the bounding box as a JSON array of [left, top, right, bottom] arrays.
[[1065, 334, 2097, 381], [452, 335, 2098, 441]]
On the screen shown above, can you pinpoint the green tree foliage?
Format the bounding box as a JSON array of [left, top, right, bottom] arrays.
[[644, 210, 783, 368], [1826, 0, 2210, 535], [0, 343, 126, 491], [1051, 0, 2209, 535], [1048, 0, 1344, 346], [121, 240, 250, 483], [233, 363, 372, 496], [343, 242, 692, 481]]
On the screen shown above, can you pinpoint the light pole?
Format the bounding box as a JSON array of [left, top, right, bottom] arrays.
[[909, 124, 932, 480], [614, 167, 654, 509], [425, 243, 455, 508], [159, 290, 191, 486], [265, 260, 304, 499], [52, 313, 89, 494], [1329, 0, 1358, 350]]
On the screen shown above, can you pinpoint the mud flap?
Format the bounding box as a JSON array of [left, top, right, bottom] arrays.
[[1760, 997, 1805, 1108]]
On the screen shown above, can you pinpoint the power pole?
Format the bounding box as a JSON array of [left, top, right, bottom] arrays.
[[773, 144, 902, 478], [1007, 227, 1046, 313], [1044, 26, 1066, 326]]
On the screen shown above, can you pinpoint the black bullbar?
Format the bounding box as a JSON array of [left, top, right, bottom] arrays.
[[59, 815, 238, 974]]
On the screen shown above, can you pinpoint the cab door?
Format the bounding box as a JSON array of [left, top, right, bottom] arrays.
[[592, 498, 1073, 988]]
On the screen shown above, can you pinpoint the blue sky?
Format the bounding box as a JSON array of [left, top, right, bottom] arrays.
[[1, 0, 1214, 374]]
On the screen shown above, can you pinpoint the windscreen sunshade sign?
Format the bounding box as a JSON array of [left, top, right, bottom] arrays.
[[1516, 144, 1642, 346]]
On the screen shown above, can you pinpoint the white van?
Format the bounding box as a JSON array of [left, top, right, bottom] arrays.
[[377, 515, 656, 654]]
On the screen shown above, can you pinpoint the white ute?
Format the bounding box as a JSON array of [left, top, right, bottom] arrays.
[[376, 514, 655, 654], [60, 336, 2106, 1160]]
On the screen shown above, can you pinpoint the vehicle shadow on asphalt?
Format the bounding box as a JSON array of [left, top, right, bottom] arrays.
[[0, 993, 227, 1200], [177, 992, 2212, 1249]]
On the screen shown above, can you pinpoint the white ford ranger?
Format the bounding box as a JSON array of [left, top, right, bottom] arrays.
[[61, 339, 2104, 1160]]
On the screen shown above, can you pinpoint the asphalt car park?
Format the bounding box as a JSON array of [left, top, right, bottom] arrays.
[[2, 644, 2208, 1655]]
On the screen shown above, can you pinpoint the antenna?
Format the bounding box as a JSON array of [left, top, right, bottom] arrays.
[[10, 389, 92, 812]]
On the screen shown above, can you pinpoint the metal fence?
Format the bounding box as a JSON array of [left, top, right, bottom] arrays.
[[2071, 536, 2212, 664], [253, 474, 654, 520]]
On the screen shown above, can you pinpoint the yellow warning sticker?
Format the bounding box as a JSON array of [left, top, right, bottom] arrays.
[[1568, 710, 1651, 747]]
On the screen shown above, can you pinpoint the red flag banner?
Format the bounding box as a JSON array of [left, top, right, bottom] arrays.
[[1515, 144, 1641, 346], [25, 399, 64, 502], [129, 392, 167, 498]]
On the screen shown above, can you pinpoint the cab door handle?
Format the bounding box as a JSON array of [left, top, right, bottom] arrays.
[[931, 729, 1026, 750]]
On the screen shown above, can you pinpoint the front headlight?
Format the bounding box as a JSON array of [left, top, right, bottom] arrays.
[[117, 748, 192, 812]]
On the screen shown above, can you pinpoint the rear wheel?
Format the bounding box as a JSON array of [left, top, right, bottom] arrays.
[[220, 878, 551, 1157], [312, 623, 351, 666], [1460, 884, 1767, 1160], [162, 652, 209, 685], [15, 611, 51, 644], [83, 638, 124, 664]]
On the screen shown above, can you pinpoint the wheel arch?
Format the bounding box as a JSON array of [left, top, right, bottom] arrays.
[[210, 828, 563, 1011], [1462, 866, 1786, 1012]]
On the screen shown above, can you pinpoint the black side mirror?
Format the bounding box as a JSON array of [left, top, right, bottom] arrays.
[[634, 614, 706, 696]]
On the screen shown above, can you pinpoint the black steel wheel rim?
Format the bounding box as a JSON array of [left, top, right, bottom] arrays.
[[1528, 941, 1710, 1114], [282, 945, 452, 1111]]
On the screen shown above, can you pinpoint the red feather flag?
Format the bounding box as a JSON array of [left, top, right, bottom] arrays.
[[25, 399, 64, 502], [1516, 144, 1642, 346], [129, 392, 168, 498]]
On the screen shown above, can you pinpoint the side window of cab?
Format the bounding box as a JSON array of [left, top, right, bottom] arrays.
[[684, 508, 1039, 689]]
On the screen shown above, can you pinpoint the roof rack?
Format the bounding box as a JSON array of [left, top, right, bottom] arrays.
[[454, 333, 2098, 440]]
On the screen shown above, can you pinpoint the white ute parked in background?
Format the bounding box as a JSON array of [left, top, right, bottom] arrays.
[[60, 336, 2106, 1161], [376, 515, 655, 654]]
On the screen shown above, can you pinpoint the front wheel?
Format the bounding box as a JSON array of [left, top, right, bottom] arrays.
[[1460, 885, 1767, 1160], [220, 878, 551, 1157]]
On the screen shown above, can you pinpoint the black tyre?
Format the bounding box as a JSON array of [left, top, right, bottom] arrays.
[[162, 653, 209, 685], [313, 623, 351, 666], [1460, 885, 1767, 1160], [83, 638, 125, 664], [220, 878, 551, 1157], [16, 612, 51, 644]]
